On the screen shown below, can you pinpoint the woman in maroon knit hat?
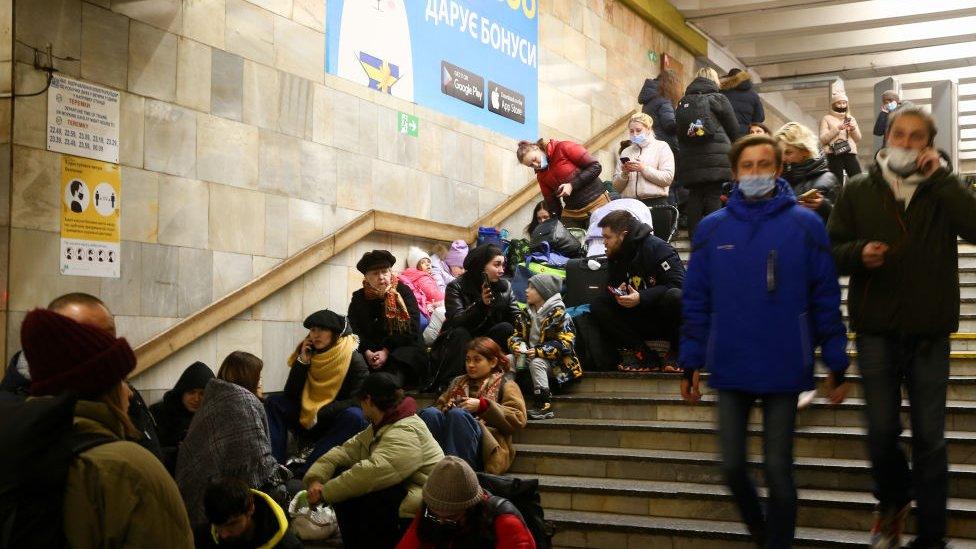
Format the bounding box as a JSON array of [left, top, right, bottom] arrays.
[[19, 308, 194, 548]]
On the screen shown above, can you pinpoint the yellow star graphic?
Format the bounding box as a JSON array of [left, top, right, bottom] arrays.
[[360, 57, 401, 94]]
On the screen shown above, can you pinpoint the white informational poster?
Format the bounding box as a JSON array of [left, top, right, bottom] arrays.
[[47, 75, 120, 164]]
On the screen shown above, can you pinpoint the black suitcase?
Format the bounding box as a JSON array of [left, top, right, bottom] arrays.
[[573, 312, 619, 371], [564, 255, 609, 308]]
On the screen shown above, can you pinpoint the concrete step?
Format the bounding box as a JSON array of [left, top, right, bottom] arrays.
[[547, 509, 882, 548], [574, 371, 976, 401], [511, 443, 976, 499], [514, 418, 976, 464], [529, 474, 976, 539], [547, 393, 976, 431]]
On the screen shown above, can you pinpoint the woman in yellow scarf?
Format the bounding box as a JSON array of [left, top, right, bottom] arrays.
[[264, 309, 369, 476], [347, 250, 428, 388]]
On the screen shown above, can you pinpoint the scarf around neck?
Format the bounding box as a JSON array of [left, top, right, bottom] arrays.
[[363, 280, 412, 335], [446, 371, 506, 405], [287, 334, 358, 429], [877, 151, 927, 209]]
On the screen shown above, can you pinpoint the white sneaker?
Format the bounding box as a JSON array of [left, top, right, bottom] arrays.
[[797, 390, 817, 410]]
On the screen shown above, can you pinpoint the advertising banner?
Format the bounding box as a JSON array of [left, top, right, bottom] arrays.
[[326, 0, 538, 140], [60, 155, 121, 278]]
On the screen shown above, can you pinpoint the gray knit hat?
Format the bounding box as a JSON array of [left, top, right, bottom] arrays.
[[529, 274, 562, 302], [422, 456, 485, 513]]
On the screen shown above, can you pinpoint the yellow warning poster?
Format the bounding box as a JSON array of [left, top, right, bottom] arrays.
[[60, 155, 121, 278]]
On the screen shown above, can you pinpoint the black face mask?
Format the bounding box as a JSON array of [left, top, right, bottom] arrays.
[[832, 105, 847, 113]]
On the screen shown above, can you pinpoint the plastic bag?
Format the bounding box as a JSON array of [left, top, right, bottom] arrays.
[[287, 490, 338, 541]]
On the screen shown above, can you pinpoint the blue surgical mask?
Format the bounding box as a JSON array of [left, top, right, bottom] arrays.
[[631, 133, 649, 147], [887, 101, 898, 111], [538, 154, 548, 170], [737, 174, 777, 199]]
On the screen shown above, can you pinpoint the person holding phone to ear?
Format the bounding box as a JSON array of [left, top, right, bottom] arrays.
[[614, 112, 676, 239]]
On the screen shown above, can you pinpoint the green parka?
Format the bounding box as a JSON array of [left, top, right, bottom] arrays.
[[303, 412, 443, 518], [64, 401, 194, 548], [828, 164, 976, 335]]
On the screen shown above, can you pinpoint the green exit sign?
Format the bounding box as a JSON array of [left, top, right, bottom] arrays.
[[397, 111, 419, 137]]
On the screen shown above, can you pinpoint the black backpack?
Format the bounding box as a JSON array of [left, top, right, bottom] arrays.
[[0, 394, 115, 548], [530, 218, 583, 258], [477, 472, 554, 549], [676, 93, 715, 141]]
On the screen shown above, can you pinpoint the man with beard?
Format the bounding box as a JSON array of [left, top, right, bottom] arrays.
[[194, 477, 301, 548], [589, 210, 685, 371], [829, 106, 976, 549]]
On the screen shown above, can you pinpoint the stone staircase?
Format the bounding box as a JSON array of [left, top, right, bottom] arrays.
[[507, 234, 976, 548]]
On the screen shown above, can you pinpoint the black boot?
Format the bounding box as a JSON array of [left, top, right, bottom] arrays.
[[528, 389, 554, 420]]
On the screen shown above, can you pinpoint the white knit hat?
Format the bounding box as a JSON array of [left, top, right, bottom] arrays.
[[407, 246, 430, 269]]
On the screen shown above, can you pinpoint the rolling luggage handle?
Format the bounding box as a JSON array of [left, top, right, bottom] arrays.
[[650, 203, 679, 243]]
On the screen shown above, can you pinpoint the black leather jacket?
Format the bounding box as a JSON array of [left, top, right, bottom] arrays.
[[443, 275, 519, 334]]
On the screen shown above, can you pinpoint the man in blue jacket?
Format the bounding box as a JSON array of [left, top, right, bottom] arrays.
[[680, 134, 850, 548]]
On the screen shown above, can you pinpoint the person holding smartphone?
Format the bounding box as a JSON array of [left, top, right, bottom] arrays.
[[775, 122, 838, 224], [819, 89, 863, 184], [264, 309, 369, 476], [428, 244, 520, 393], [613, 112, 676, 240]]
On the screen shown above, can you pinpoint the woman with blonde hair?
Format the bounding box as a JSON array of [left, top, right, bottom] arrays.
[[775, 121, 838, 223], [614, 112, 676, 238], [674, 65, 741, 238]]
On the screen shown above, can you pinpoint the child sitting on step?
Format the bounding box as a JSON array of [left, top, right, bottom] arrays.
[[509, 274, 583, 420]]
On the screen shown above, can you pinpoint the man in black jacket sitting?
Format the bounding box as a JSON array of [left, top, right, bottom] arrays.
[[265, 309, 368, 476], [590, 210, 685, 371]]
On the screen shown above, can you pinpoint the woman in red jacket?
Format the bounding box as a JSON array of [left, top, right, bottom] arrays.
[[516, 138, 607, 230], [397, 456, 535, 549]]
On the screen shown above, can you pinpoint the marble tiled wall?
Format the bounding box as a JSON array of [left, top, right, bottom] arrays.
[[6, 0, 694, 398]]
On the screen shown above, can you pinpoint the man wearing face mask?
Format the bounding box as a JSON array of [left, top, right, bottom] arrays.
[[681, 134, 850, 549], [829, 107, 976, 549]]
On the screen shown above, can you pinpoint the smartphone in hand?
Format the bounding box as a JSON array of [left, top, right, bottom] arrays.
[[608, 285, 626, 296]]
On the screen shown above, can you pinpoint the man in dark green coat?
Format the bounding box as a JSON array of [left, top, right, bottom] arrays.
[[828, 107, 976, 549]]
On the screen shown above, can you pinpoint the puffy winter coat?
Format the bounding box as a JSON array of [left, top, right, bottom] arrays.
[[680, 179, 849, 393], [444, 274, 520, 335], [401, 267, 445, 309], [509, 293, 583, 385], [613, 139, 675, 200], [828, 163, 976, 335], [719, 71, 765, 136], [606, 219, 685, 302], [533, 140, 605, 216], [396, 494, 536, 549], [784, 155, 839, 223], [675, 77, 742, 188], [637, 78, 678, 153], [303, 399, 444, 518], [193, 489, 301, 549], [65, 401, 194, 548]]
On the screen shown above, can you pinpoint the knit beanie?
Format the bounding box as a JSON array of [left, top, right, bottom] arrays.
[[21, 308, 135, 399], [529, 274, 562, 302], [407, 246, 430, 269], [831, 89, 849, 104], [422, 456, 485, 513], [442, 240, 469, 269]]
